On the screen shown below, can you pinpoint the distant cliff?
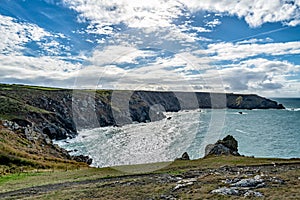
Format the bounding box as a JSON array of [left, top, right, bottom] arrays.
[[0, 84, 284, 140]]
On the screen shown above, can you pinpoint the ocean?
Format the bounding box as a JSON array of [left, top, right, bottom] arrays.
[[56, 98, 300, 168]]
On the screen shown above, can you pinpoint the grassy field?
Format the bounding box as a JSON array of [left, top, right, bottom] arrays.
[[0, 156, 299, 199]]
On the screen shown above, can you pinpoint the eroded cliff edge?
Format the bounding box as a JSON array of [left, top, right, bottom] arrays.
[[0, 84, 284, 140]]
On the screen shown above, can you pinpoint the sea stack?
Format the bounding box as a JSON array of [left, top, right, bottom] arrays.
[[204, 135, 240, 157]]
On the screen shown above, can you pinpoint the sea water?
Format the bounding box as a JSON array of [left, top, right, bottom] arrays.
[[56, 98, 300, 168]]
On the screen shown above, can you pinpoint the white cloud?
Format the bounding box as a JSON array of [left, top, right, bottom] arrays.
[[89, 45, 156, 66], [196, 41, 300, 61], [63, 0, 186, 32], [0, 15, 51, 54], [63, 0, 300, 35], [183, 0, 300, 27], [0, 14, 69, 56], [192, 26, 212, 33], [205, 18, 221, 28], [213, 58, 300, 94], [0, 53, 83, 88], [237, 37, 273, 44]]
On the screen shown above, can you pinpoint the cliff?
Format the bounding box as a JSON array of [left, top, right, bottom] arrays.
[[0, 84, 284, 140]]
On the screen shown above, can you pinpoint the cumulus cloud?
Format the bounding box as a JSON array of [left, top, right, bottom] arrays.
[[184, 0, 300, 27], [62, 0, 300, 37]]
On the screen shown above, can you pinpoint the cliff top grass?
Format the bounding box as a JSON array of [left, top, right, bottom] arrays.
[[0, 83, 64, 91], [0, 95, 51, 120]]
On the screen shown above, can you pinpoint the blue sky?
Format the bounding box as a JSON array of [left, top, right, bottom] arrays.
[[0, 0, 300, 97]]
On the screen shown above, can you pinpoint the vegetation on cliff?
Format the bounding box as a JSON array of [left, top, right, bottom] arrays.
[[0, 122, 88, 175]]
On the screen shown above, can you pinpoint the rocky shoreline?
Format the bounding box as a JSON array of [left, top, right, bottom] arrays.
[[0, 119, 93, 166], [0, 84, 284, 141]]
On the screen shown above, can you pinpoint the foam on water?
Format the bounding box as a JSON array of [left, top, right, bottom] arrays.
[[57, 110, 204, 168], [286, 108, 300, 111]]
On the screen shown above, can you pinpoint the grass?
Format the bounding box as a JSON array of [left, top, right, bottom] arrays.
[[0, 83, 64, 91], [0, 128, 88, 177], [0, 95, 51, 120], [0, 156, 299, 198]]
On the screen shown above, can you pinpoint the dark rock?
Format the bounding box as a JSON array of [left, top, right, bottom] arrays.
[[205, 135, 240, 157], [11, 118, 32, 127], [72, 155, 93, 165], [175, 152, 190, 160], [42, 125, 67, 140], [219, 135, 238, 152]]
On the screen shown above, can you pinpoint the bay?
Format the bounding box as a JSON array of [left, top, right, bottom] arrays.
[[56, 98, 300, 168]]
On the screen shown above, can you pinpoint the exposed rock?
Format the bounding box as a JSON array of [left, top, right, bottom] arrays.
[[175, 152, 190, 160], [72, 155, 93, 165], [11, 118, 32, 127], [230, 177, 264, 188], [210, 173, 287, 198], [211, 187, 240, 195], [205, 135, 240, 157], [42, 125, 68, 140], [244, 190, 264, 197], [160, 194, 177, 200], [3, 120, 20, 131], [172, 178, 197, 191]]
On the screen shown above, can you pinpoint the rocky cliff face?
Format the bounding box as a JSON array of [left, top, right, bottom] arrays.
[[0, 84, 284, 140]]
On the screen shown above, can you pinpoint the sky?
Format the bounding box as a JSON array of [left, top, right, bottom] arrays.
[[0, 0, 300, 97]]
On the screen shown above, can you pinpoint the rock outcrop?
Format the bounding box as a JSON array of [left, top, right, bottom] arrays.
[[1, 119, 92, 166], [175, 152, 190, 161], [72, 155, 93, 165], [205, 135, 240, 157]]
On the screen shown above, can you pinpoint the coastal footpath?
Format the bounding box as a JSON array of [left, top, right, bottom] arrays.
[[0, 83, 284, 140]]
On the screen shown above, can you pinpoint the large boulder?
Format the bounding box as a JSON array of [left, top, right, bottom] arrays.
[[205, 135, 240, 157], [175, 152, 190, 160], [72, 155, 93, 165]]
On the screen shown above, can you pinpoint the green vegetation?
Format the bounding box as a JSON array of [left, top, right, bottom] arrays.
[[0, 156, 299, 199], [0, 128, 88, 176], [0, 83, 63, 91], [0, 95, 51, 120]]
